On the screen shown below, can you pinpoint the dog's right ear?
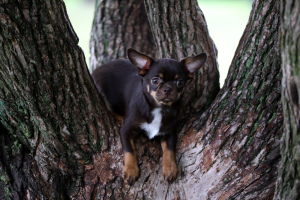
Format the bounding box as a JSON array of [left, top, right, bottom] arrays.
[[181, 53, 207, 78], [127, 48, 154, 76]]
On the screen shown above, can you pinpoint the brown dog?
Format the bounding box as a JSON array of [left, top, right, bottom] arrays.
[[92, 49, 207, 184]]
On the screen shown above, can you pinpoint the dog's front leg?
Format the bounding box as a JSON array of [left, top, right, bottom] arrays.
[[120, 124, 139, 185], [161, 134, 178, 183]]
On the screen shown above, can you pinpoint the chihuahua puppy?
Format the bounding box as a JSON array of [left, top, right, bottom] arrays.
[[92, 49, 207, 184]]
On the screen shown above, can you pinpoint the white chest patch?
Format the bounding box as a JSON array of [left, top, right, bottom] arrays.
[[140, 108, 162, 139]]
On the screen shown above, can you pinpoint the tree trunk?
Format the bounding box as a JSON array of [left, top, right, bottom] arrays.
[[0, 1, 115, 199], [173, 0, 282, 198], [0, 0, 285, 199], [89, 0, 157, 71], [274, 0, 300, 199]]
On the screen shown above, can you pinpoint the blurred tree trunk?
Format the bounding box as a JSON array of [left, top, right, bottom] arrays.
[[89, 0, 157, 71], [0, 0, 286, 200], [274, 0, 300, 199]]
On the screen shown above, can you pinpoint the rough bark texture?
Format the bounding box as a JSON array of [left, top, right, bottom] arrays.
[[0, 1, 115, 199], [144, 0, 220, 114], [274, 0, 300, 199], [89, 0, 157, 71], [174, 0, 282, 198], [0, 0, 285, 199]]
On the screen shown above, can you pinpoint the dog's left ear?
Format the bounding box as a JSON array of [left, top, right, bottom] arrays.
[[181, 53, 207, 78], [127, 48, 154, 76]]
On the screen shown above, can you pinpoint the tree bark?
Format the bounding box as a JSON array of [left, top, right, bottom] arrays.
[[89, 0, 157, 71], [0, 1, 114, 199], [174, 0, 282, 198], [274, 0, 300, 199], [0, 0, 285, 199]]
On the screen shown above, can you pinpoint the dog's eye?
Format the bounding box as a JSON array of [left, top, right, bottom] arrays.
[[177, 79, 184, 87], [151, 77, 160, 85]]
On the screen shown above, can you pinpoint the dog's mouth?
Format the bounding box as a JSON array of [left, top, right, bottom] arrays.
[[150, 83, 182, 106], [156, 96, 177, 106], [161, 98, 172, 103]]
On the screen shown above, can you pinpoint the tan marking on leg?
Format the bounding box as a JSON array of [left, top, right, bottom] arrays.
[[123, 140, 139, 185], [161, 141, 178, 183]]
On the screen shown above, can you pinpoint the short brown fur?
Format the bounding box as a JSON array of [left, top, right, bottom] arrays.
[[161, 141, 178, 182], [123, 140, 139, 184]]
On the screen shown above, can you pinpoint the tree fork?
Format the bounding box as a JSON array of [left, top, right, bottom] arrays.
[[0, 0, 286, 199], [80, 0, 282, 199]]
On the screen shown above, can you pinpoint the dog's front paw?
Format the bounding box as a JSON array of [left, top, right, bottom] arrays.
[[162, 160, 178, 183], [123, 164, 139, 185]]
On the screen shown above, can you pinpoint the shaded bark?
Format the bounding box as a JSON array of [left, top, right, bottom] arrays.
[[89, 0, 157, 71], [274, 0, 300, 199], [0, 1, 115, 199], [0, 123, 31, 199]]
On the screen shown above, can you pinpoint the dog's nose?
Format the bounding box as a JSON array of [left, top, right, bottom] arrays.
[[162, 87, 173, 94]]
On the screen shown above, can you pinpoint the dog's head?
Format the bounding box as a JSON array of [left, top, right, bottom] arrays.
[[128, 48, 207, 106]]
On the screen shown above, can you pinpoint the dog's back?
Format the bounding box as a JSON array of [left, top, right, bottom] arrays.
[[92, 59, 140, 116]]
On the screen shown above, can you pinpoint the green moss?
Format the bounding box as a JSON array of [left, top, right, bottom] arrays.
[[252, 110, 265, 133], [261, 49, 272, 63], [0, 175, 6, 182], [102, 24, 108, 53], [4, 186, 12, 198], [12, 141, 22, 154], [248, 82, 255, 99], [267, 112, 277, 124], [32, 116, 49, 138], [246, 135, 254, 146], [223, 177, 232, 183], [20, 123, 30, 138], [215, 93, 230, 121], [246, 55, 254, 68], [0, 172, 11, 198]]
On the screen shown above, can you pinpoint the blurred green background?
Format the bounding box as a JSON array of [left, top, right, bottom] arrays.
[[64, 0, 253, 87]]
